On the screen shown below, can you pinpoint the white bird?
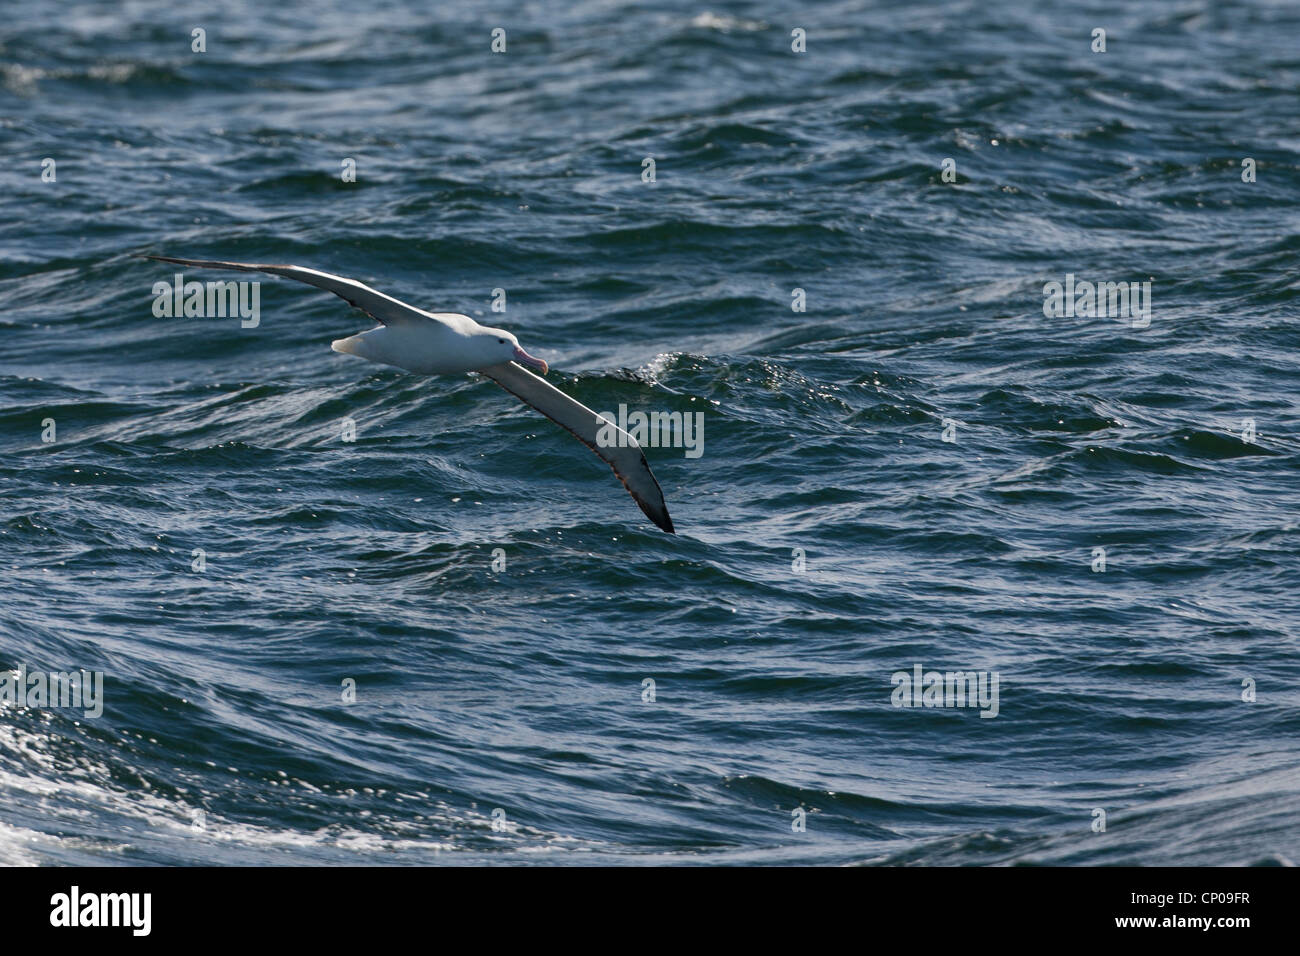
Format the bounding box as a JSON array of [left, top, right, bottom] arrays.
[[143, 255, 675, 533]]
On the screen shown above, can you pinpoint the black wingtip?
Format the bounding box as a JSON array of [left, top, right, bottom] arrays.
[[642, 503, 675, 534], [630, 467, 675, 533]]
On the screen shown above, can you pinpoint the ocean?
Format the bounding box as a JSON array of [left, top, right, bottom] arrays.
[[2, 0, 1298, 865]]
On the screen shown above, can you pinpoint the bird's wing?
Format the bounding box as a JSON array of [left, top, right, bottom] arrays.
[[142, 255, 440, 327], [479, 361, 675, 534]]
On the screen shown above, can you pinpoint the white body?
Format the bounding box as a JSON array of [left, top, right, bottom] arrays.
[[332, 313, 511, 375]]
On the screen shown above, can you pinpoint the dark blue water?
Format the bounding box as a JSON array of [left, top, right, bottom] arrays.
[[2, 0, 1298, 865]]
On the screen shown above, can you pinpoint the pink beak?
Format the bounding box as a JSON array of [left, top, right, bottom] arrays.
[[512, 345, 548, 375]]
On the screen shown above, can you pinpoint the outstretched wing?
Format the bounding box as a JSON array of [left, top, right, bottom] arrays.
[[141, 255, 439, 327], [479, 361, 675, 534]]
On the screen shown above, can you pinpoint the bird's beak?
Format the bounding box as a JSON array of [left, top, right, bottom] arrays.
[[512, 346, 548, 375]]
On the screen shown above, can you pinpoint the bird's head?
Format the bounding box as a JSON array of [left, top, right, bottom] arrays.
[[477, 327, 548, 375]]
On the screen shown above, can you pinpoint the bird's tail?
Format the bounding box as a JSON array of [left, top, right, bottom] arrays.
[[331, 334, 366, 357]]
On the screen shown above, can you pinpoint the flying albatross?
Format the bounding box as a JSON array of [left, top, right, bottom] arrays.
[[142, 255, 675, 533]]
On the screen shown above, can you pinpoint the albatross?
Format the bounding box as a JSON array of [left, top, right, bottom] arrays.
[[142, 255, 675, 533]]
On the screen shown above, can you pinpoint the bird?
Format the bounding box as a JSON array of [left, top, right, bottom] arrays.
[[141, 255, 675, 533]]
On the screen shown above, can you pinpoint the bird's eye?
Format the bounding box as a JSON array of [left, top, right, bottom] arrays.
[[498, 338, 506, 344]]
